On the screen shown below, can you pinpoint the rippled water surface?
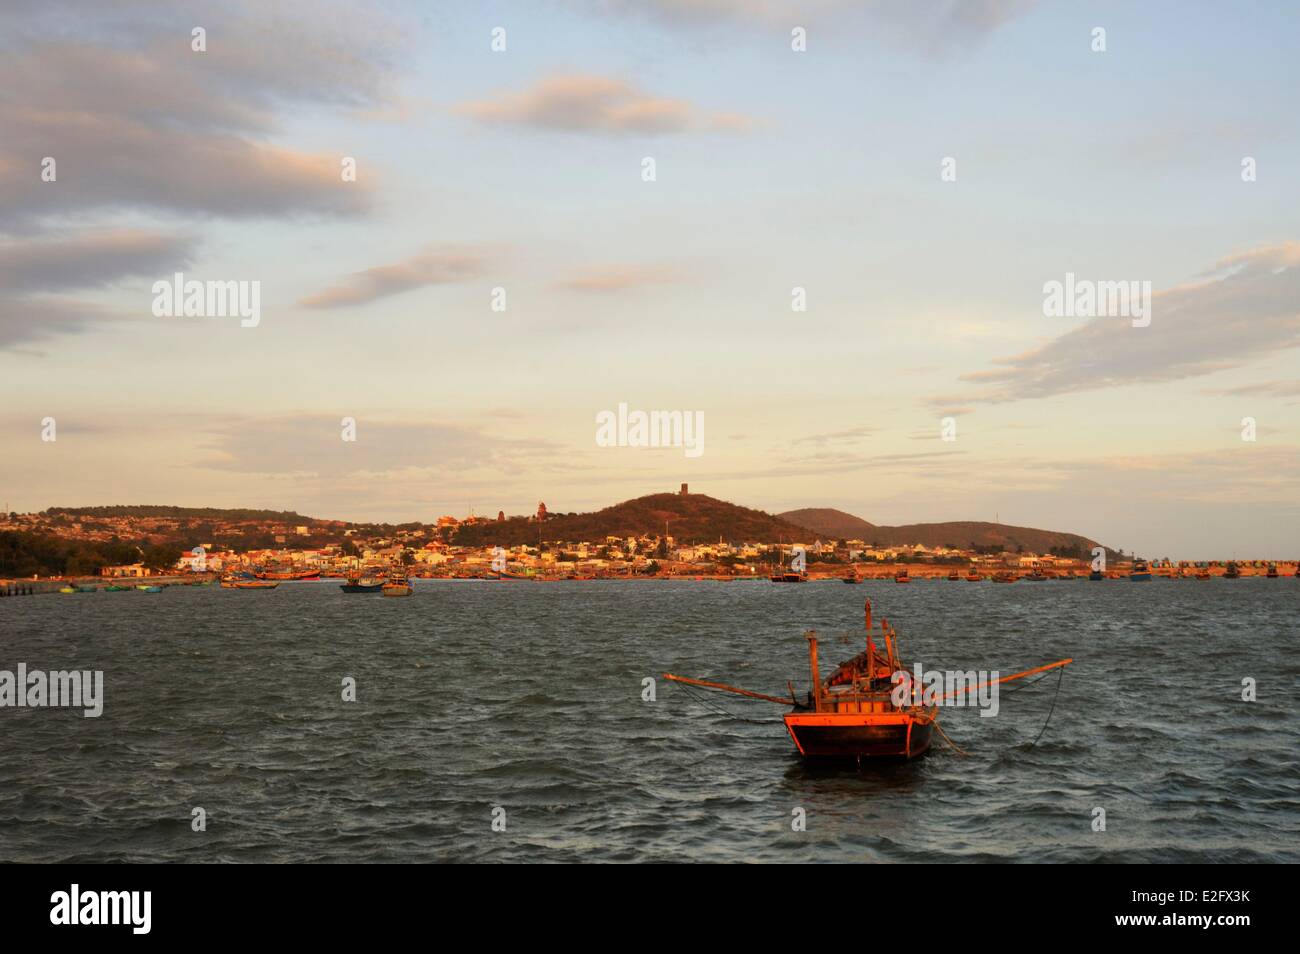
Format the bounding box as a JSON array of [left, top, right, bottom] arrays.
[[2, 579, 1297, 862]]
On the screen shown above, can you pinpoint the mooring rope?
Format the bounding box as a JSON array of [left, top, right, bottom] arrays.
[[1025, 663, 1066, 749], [926, 663, 1067, 757], [673, 681, 779, 726]]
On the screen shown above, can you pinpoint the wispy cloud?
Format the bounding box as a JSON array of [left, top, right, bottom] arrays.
[[578, 0, 1038, 57], [1204, 379, 1300, 398], [454, 73, 754, 135], [198, 415, 565, 479], [556, 264, 682, 292], [944, 243, 1300, 404], [0, 229, 193, 349], [300, 247, 490, 309], [794, 426, 878, 446]]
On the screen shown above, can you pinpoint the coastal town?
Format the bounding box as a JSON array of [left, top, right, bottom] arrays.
[[1, 498, 1294, 587]]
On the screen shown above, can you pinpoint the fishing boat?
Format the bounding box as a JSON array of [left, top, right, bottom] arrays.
[[136, 585, 163, 593], [74, 583, 98, 593], [841, 570, 861, 584], [220, 576, 279, 590], [1129, 560, 1153, 582], [1224, 561, 1241, 579], [104, 584, 130, 591], [965, 569, 983, 582], [58, 586, 76, 594], [1088, 570, 1104, 580], [664, 600, 1071, 762], [770, 572, 806, 583], [1266, 564, 1279, 578], [947, 570, 961, 581], [1195, 570, 1211, 580], [256, 569, 321, 581], [992, 571, 1018, 583], [894, 569, 910, 583], [340, 574, 384, 593], [382, 574, 413, 597], [1025, 569, 1048, 582]]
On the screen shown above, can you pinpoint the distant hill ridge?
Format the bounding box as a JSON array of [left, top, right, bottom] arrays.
[[32, 497, 1107, 554], [779, 507, 1104, 556]]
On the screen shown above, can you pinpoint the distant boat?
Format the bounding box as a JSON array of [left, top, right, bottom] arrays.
[[992, 571, 1018, 583], [58, 586, 76, 594], [841, 571, 860, 584], [74, 583, 98, 593], [1195, 570, 1211, 580], [946, 570, 961, 581], [136, 585, 163, 593], [1224, 561, 1241, 579], [341, 574, 384, 593], [1266, 564, 1279, 578], [965, 569, 983, 581], [1025, 569, 1048, 582], [104, 584, 131, 591], [770, 573, 806, 583], [221, 577, 279, 590], [1088, 570, 1105, 580], [1129, 560, 1153, 582], [893, 569, 910, 583], [256, 569, 321, 581], [382, 575, 413, 597]]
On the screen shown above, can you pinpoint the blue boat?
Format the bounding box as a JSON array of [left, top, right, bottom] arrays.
[[1129, 560, 1152, 581]]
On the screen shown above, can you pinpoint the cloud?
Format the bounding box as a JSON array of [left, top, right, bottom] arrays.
[[556, 264, 682, 292], [577, 1, 1038, 56], [197, 416, 565, 479], [0, 229, 193, 349], [299, 247, 490, 309], [1204, 380, 1300, 398], [0, 230, 194, 294], [0, 2, 402, 229], [453, 73, 753, 135], [947, 243, 1300, 403], [794, 426, 878, 446]]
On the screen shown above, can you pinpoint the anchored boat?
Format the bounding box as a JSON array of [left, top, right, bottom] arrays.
[[220, 574, 279, 590], [382, 574, 413, 597], [341, 574, 384, 593], [664, 600, 1071, 763]]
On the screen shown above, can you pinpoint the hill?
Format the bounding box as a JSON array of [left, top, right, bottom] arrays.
[[781, 508, 878, 539], [780, 508, 1105, 557], [453, 493, 811, 546]]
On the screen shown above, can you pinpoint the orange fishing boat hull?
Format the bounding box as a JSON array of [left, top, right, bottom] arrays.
[[783, 711, 933, 760]]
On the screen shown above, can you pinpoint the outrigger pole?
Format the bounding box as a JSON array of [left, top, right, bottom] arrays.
[[663, 658, 1074, 708], [932, 658, 1073, 703], [661, 673, 794, 706]]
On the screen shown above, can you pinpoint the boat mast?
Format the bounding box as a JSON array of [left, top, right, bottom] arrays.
[[805, 631, 822, 711]]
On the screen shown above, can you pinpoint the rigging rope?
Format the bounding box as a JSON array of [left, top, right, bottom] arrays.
[[673, 681, 780, 726], [1024, 662, 1066, 749]]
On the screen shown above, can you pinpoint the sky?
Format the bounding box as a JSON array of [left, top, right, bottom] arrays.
[[0, 0, 1297, 559]]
